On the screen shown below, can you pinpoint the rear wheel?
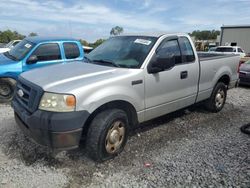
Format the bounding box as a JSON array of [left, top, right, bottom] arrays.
[[0, 78, 16, 103], [86, 109, 129, 162], [205, 82, 227, 112]]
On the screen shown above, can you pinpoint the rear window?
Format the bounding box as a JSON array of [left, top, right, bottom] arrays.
[[215, 47, 234, 52], [63, 42, 80, 59]]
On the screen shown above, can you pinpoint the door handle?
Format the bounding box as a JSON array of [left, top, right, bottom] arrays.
[[180, 71, 188, 79]]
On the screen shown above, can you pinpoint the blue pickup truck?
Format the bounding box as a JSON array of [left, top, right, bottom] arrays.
[[0, 37, 84, 102]]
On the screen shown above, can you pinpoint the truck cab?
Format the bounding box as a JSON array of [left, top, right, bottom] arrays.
[[0, 37, 84, 102]]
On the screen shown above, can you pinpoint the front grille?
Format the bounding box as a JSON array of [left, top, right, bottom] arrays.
[[14, 77, 43, 113]]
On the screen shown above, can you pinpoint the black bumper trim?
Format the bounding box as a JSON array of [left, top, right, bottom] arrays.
[[15, 113, 83, 150], [12, 99, 90, 150]]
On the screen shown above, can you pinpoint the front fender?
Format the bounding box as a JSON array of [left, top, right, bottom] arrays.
[[77, 85, 144, 114]]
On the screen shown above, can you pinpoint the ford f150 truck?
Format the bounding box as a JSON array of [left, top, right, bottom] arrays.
[[0, 37, 84, 102], [12, 33, 240, 162]]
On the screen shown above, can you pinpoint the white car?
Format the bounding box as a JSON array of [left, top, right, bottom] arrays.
[[214, 46, 246, 58], [0, 40, 21, 53]]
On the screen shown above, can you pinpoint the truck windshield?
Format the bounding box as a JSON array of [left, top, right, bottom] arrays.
[[4, 40, 35, 61], [86, 36, 157, 68]]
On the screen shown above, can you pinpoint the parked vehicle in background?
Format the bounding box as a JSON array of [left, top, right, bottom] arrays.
[[82, 46, 93, 54], [208, 47, 217, 52], [0, 40, 21, 53], [12, 33, 240, 162], [0, 37, 84, 102], [0, 43, 7, 48], [214, 46, 246, 58], [239, 60, 250, 86]]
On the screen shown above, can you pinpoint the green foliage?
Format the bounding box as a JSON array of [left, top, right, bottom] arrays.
[[110, 26, 124, 36], [79, 39, 89, 46], [190, 30, 220, 40], [28, 32, 38, 37], [0, 30, 25, 43], [89, 39, 106, 48]]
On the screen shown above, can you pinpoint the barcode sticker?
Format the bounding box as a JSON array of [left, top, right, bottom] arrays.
[[134, 39, 152, 45], [25, 44, 32, 48]]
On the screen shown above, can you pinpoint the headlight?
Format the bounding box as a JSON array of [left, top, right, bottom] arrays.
[[39, 92, 76, 112]]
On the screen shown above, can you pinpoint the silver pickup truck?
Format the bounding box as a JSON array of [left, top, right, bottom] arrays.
[[12, 33, 240, 161]]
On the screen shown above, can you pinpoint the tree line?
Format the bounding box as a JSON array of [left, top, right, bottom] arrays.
[[0, 30, 38, 43], [0, 27, 221, 47], [189, 30, 220, 40]]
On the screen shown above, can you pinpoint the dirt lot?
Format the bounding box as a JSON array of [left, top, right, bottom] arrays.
[[0, 87, 249, 188]]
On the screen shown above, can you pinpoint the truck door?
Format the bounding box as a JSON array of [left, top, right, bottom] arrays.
[[144, 36, 199, 121], [23, 43, 64, 71]]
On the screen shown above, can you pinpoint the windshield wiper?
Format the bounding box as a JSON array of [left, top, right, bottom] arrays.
[[3, 52, 18, 61], [92, 59, 121, 67], [84, 56, 92, 63]]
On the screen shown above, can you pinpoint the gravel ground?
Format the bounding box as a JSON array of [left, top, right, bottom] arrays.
[[0, 87, 249, 188]]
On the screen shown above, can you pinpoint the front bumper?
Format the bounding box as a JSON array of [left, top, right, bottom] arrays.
[[12, 100, 90, 150]]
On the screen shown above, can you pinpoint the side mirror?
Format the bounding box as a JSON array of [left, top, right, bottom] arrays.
[[148, 53, 175, 74], [27, 55, 38, 64]]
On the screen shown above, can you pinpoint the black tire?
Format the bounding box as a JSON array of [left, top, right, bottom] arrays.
[[205, 82, 227, 112], [240, 123, 250, 135], [86, 109, 129, 162], [0, 78, 16, 103]]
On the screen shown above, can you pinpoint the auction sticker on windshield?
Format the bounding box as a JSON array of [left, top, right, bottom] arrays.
[[134, 39, 152, 45], [25, 44, 32, 48]]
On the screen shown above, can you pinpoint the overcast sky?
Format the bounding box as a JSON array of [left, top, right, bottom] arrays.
[[0, 0, 249, 42]]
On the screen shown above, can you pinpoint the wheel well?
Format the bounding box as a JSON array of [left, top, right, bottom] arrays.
[[0, 77, 16, 84], [82, 100, 138, 136], [217, 75, 230, 88]]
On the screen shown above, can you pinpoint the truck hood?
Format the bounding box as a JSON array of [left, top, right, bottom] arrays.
[[0, 53, 21, 77], [20, 61, 136, 93], [0, 53, 17, 65]]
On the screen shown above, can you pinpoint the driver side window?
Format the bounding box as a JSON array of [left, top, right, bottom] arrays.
[[31, 43, 61, 62], [157, 39, 182, 64]]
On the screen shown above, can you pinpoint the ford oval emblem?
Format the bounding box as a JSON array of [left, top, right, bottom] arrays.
[[17, 89, 24, 98]]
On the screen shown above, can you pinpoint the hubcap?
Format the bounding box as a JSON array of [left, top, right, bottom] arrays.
[[0, 84, 11, 97], [215, 89, 225, 108], [105, 120, 125, 154]]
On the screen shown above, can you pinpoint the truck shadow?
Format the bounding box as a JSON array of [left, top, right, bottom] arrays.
[[0, 103, 219, 167], [131, 104, 207, 136]]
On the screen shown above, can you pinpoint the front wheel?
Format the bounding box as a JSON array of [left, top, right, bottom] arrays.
[[86, 109, 129, 162], [205, 82, 227, 112], [0, 78, 16, 103]]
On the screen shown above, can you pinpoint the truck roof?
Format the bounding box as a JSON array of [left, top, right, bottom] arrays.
[[25, 36, 78, 44], [120, 32, 187, 38]]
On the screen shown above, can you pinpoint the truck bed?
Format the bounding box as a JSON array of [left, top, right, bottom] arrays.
[[198, 52, 239, 61], [196, 52, 240, 103]]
